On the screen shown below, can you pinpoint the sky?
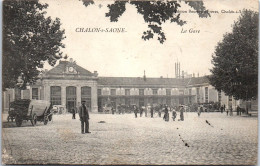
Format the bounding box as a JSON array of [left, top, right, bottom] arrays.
[[40, 0, 258, 78]]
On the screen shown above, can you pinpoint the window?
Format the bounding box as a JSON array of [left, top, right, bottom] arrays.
[[32, 88, 38, 100], [166, 89, 171, 96], [152, 89, 158, 95], [218, 91, 221, 103], [189, 89, 192, 104], [196, 88, 200, 103], [15, 88, 21, 100], [179, 90, 184, 95], [229, 96, 232, 101], [205, 87, 209, 103], [125, 89, 130, 96], [139, 98, 144, 106], [50, 86, 61, 105], [139, 89, 144, 96], [110, 89, 116, 96], [98, 89, 102, 96]]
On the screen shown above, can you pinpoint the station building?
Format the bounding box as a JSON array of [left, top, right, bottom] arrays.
[[3, 59, 254, 112]]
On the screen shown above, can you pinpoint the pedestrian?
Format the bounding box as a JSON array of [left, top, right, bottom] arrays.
[[140, 106, 144, 117], [133, 105, 138, 118], [179, 106, 184, 121], [151, 107, 154, 118], [226, 107, 229, 116], [198, 106, 202, 117], [172, 108, 177, 121], [237, 106, 240, 115], [163, 106, 169, 121], [145, 105, 148, 117], [118, 104, 122, 114], [112, 107, 115, 115], [230, 106, 233, 116], [79, 101, 90, 134], [71, 108, 76, 119], [158, 109, 161, 117], [220, 105, 224, 113]]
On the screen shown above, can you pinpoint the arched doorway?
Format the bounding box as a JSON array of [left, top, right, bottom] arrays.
[[81, 86, 91, 110], [66, 86, 76, 112]]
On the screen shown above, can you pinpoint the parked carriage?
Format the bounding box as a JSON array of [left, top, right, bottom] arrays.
[[9, 99, 53, 127]]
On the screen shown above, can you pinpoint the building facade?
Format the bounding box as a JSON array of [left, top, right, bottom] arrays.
[[3, 59, 255, 113]]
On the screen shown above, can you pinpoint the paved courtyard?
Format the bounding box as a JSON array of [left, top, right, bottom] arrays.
[[2, 112, 258, 165]]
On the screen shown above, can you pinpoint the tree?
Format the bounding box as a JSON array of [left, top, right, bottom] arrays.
[[81, 0, 210, 43], [209, 10, 258, 100], [3, 0, 66, 90]]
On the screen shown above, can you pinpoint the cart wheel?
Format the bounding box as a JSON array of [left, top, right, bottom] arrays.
[[31, 114, 37, 126], [15, 115, 23, 127]]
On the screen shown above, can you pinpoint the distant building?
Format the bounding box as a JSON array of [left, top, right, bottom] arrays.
[[3, 59, 255, 112]]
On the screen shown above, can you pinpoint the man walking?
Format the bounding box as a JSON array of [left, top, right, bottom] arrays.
[[79, 101, 90, 134]]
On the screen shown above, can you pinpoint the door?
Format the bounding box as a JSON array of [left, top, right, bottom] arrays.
[[66, 86, 76, 112]]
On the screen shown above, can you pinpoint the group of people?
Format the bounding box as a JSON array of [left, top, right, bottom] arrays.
[[220, 104, 245, 116], [132, 104, 186, 122]]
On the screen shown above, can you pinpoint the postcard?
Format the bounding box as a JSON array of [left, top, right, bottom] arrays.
[[2, 0, 258, 165]]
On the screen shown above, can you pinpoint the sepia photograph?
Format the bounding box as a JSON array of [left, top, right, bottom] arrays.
[[2, 0, 259, 165]]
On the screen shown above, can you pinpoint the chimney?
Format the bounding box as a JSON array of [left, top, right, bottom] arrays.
[[160, 76, 163, 78], [143, 70, 146, 81], [198, 73, 199, 77], [94, 71, 98, 77], [179, 62, 181, 79], [69, 58, 73, 63]]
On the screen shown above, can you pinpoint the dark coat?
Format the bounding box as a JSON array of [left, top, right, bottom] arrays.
[[79, 105, 89, 119]]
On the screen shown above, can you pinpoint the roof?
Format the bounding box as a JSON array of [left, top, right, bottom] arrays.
[[98, 76, 210, 87], [98, 77, 187, 87], [45, 60, 94, 76], [186, 76, 210, 86]]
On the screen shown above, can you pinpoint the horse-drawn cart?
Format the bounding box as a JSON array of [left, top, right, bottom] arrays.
[[9, 99, 53, 127]]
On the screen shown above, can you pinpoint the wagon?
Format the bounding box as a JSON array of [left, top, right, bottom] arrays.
[[10, 99, 53, 127]]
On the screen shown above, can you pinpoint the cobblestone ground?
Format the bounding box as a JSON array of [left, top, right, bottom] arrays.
[[2, 112, 258, 165]]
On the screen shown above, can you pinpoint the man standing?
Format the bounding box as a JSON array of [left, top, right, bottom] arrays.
[[151, 107, 154, 118], [79, 101, 90, 134], [71, 108, 76, 119], [163, 106, 169, 121], [133, 105, 138, 118]]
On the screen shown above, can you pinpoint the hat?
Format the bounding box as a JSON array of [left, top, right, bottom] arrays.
[[82, 100, 86, 103]]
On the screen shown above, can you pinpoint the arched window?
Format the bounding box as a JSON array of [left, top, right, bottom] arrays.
[[81, 86, 91, 109], [50, 86, 61, 105]]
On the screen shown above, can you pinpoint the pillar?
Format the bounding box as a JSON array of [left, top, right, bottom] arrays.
[[44, 85, 50, 101], [91, 82, 98, 112], [76, 86, 81, 106], [61, 86, 66, 107]]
